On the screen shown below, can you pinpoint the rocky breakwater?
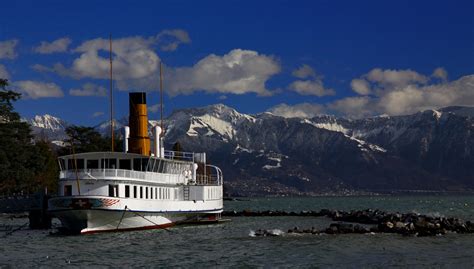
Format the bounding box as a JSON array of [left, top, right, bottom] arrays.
[[222, 209, 474, 237]]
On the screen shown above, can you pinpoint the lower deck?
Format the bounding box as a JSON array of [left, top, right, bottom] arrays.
[[60, 179, 223, 203]]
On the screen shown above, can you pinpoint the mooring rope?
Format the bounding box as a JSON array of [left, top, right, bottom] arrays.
[[116, 205, 128, 230], [118, 206, 173, 233], [2, 222, 28, 238]]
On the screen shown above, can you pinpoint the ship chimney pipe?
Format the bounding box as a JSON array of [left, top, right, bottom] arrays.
[[160, 136, 165, 158], [123, 126, 130, 153], [153, 125, 162, 157], [128, 92, 151, 156]]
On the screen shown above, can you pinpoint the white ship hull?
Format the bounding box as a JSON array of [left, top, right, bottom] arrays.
[[49, 195, 223, 234]]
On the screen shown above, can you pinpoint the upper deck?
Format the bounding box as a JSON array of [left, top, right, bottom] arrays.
[[58, 151, 222, 186]]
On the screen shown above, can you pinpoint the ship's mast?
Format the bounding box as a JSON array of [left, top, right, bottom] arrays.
[[109, 34, 114, 152], [159, 62, 164, 135]]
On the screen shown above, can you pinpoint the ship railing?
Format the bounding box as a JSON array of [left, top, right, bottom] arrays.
[[163, 150, 194, 161], [195, 165, 223, 186], [163, 150, 207, 164], [59, 169, 187, 185]]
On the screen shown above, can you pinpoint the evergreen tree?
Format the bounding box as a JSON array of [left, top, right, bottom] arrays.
[[0, 79, 21, 122], [0, 79, 36, 194], [0, 79, 59, 194], [31, 140, 59, 193], [59, 125, 123, 156]]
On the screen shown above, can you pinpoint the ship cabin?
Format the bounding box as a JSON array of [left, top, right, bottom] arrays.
[[57, 150, 223, 201]]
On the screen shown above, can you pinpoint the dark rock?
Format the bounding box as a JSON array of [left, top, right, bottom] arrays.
[[466, 221, 474, 232], [353, 225, 370, 234], [326, 224, 339, 234]]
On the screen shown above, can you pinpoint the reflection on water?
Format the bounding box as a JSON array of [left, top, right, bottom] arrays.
[[1, 195, 473, 267]]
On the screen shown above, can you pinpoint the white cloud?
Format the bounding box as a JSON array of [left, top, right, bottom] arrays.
[[161, 49, 281, 96], [350, 79, 371, 95], [375, 75, 474, 116], [0, 64, 10, 80], [148, 104, 162, 113], [432, 67, 448, 81], [14, 81, 64, 99], [289, 79, 335, 96], [271, 68, 474, 119], [267, 103, 325, 118], [66, 35, 159, 80], [31, 63, 56, 73], [69, 83, 107, 97], [292, 64, 316, 79], [156, 29, 191, 51], [34, 30, 190, 80], [288, 65, 334, 96], [327, 96, 373, 118], [365, 68, 428, 89], [0, 39, 19, 59], [92, 111, 104, 117], [342, 67, 474, 117], [33, 37, 72, 54], [218, 95, 227, 100], [32, 32, 280, 97]]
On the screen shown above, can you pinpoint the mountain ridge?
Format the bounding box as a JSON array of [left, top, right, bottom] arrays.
[[26, 104, 474, 195]]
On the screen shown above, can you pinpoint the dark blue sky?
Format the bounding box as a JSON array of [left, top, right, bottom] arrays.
[[1, 0, 473, 124]]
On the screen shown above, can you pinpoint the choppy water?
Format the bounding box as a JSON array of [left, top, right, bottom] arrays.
[[1, 195, 473, 268]]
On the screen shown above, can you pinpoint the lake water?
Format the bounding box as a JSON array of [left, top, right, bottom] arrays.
[[1, 195, 473, 268]]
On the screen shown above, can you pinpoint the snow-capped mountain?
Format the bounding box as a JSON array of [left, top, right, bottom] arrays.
[[93, 117, 128, 137], [27, 104, 474, 195], [27, 114, 69, 141], [29, 114, 67, 131], [165, 104, 255, 143], [160, 104, 474, 194]]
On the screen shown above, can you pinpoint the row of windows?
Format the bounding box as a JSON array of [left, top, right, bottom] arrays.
[[62, 158, 191, 174], [111, 184, 173, 200], [64, 158, 146, 171]]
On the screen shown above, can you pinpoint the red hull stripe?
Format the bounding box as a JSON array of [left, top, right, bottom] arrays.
[[81, 223, 175, 235]]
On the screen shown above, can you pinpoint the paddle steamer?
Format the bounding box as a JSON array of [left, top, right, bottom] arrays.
[[48, 92, 224, 234]]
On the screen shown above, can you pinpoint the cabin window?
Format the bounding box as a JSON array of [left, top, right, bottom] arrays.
[[133, 158, 142, 171], [125, 185, 130, 198], [108, 185, 119, 197], [142, 158, 149, 171], [119, 159, 131, 170], [87, 159, 99, 169], [140, 187, 143, 199], [102, 158, 117, 169], [67, 159, 84, 170], [59, 159, 66, 171], [156, 160, 164, 173], [146, 187, 149, 199], [64, 185, 72, 196], [133, 186, 137, 198], [148, 159, 155, 172]]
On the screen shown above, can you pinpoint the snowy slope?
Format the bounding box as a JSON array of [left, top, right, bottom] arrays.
[[29, 114, 67, 131]]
